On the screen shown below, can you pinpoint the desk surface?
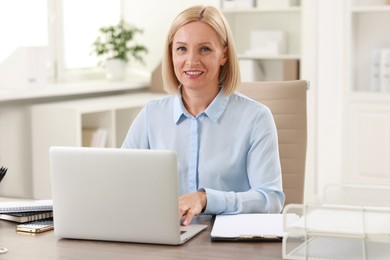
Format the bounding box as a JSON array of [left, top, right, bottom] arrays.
[[0, 215, 283, 260]]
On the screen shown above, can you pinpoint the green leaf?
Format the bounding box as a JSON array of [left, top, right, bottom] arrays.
[[91, 19, 148, 65]]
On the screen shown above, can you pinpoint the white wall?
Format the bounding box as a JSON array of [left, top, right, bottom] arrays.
[[315, 0, 344, 199], [300, 0, 318, 203], [122, 0, 220, 74]]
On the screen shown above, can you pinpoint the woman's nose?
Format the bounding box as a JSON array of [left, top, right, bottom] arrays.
[[185, 50, 200, 66]]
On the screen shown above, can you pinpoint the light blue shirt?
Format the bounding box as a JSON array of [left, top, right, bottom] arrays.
[[121, 88, 285, 215]]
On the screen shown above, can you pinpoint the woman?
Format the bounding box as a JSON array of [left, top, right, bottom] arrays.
[[122, 5, 285, 225]]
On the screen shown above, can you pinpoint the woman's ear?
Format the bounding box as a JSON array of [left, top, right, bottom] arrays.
[[221, 46, 228, 66]]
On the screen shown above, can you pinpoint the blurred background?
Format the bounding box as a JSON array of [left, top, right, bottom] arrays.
[[1, 0, 390, 204]]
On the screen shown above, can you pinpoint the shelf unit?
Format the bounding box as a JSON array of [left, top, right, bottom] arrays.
[[221, 1, 302, 81], [31, 92, 165, 199], [348, 2, 390, 94], [343, 0, 390, 185]]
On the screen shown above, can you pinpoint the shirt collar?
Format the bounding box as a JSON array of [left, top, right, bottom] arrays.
[[173, 87, 230, 124]]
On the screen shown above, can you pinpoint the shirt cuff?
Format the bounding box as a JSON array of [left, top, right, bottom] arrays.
[[200, 187, 241, 215]]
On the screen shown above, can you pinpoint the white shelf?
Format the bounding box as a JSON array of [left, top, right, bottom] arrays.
[[348, 91, 390, 103], [343, 0, 390, 186], [0, 78, 150, 103], [238, 54, 300, 60], [223, 2, 302, 81], [222, 7, 301, 13], [31, 92, 166, 199], [352, 5, 390, 12], [348, 3, 390, 93]]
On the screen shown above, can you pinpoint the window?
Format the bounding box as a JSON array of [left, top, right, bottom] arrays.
[[0, 0, 48, 64], [54, 0, 122, 81], [0, 0, 121, 82]]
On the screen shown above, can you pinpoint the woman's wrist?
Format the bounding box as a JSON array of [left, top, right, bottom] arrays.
[[197, 188, 207, 212]]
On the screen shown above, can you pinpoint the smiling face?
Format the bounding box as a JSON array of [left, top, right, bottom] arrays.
[[172, 21, 227, 94]]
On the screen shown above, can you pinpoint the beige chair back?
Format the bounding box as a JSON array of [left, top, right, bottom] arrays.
[[238, 80, 308, 206]]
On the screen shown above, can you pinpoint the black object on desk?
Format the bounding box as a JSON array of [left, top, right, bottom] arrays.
[[0, 165, 8, 255], [0, 166, 7, 183]]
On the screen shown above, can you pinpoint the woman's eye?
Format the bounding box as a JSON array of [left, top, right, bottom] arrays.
[[200, 47, 211, 53], [176, 47, 186, 53]]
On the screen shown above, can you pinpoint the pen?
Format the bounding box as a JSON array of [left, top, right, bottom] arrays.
[[237, 235, 282, 241], [0, 166, 8, 255], [0, 166, 7, 183]]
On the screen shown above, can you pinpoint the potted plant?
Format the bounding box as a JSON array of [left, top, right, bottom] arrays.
[[92, 19, 148, 81]]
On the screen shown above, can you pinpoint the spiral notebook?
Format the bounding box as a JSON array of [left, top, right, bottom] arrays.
[[0, 199, 52, 213], [0, 210, 53, 223]]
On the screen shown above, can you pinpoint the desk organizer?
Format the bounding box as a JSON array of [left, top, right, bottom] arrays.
[[282, 184, 390, 260]]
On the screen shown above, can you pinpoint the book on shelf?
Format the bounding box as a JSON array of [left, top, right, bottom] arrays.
[[370, 48, 390, 93], [380, 48, 390, 93], [82, 127, 108, 147], [257, 0, 297, 9], [370, 48, 381, 92], [222, 0, 255, 9], [0, 199, 52, 213], [0, 210, 53, 223]]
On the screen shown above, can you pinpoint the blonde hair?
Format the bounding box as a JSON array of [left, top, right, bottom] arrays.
[[162, 5, 241, 95]]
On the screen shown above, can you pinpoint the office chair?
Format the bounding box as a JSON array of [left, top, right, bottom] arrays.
[[238, 80, 308, 206]]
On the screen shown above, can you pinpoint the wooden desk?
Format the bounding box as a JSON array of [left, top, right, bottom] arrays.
[[0, 215, 283, 259]]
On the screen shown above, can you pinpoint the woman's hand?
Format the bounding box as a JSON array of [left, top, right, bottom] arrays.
[[179, 191, 207, 226]]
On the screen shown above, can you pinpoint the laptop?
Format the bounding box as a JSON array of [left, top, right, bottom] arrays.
[[49, 146, 207, 245]]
